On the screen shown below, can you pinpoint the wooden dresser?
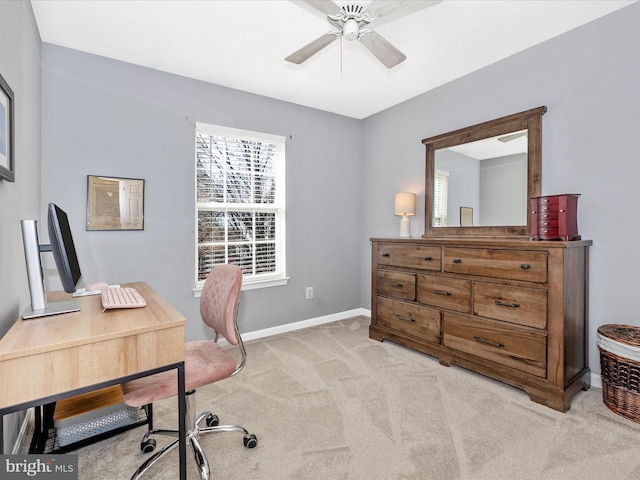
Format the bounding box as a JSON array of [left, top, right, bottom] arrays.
[[369, 237, 592, 412]]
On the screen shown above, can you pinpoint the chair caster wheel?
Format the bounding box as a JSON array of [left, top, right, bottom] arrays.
[[206, 414, 219, 427], [243, 433, 258, 449], [141, 438, 156, 453]]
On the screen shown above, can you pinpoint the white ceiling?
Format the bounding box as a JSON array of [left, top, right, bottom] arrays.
[[30, 0, 636, 119]]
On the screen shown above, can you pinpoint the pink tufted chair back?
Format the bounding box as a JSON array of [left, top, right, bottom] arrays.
[[200, 264, 243, 346]]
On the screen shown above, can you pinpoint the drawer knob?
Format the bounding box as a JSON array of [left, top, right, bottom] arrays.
[[433, 290, 451, 296], [520, 264, 531, 270], [473, 336, 504, 348], [423, 256, 432, 261], [453, 259, 462, 264], [495, 300, 520, 308], [388, 282, 403, 287], [395, 314, 415, 323], [381, 253, 390, 258]]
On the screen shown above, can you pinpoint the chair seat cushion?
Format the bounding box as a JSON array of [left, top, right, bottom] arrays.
[[121, 341, 237, 407]]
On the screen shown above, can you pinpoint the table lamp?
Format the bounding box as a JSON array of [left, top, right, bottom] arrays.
[[395, 192, 416, 238]]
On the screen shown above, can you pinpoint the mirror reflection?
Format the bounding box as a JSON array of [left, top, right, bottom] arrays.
[[434, 129, 528, 227]]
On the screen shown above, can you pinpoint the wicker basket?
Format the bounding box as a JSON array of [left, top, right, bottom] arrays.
[[598, 324, 640, 423]]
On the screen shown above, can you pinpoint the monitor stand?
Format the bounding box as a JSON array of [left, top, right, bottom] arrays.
[[20, 219, 81, 320], [22, 300, 81, 320]]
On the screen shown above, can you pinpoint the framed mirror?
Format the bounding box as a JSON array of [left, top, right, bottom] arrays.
[[422, 106, 546, 237]]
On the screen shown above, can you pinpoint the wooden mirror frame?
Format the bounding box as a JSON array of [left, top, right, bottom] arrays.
[[422, 106, 547, 238]]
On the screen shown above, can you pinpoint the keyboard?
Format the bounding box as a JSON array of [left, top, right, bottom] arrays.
[[101, 287, 147, 310]]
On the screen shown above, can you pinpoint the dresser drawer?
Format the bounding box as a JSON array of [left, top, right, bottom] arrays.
[[538, 203, 560, 213], [474, 282, 547, 329], [537, 227, 561, 238], [417, 275, 471, 313], [377, 244, 441, 271], [443, 313, 547, 377], [536, 211, 559, 222], [377, 270, 416, 301], [536, 195, 560, 207], [443, 247, 547, 283], [376, 296, 441, 344]]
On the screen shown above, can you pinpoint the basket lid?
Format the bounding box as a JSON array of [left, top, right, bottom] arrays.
[[598, 324, 640, 347]]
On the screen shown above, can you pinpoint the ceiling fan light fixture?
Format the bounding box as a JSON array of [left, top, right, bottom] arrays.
[[343, 18, 359, 41]]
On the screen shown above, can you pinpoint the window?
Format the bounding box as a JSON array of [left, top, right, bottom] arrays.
[[195, 123, 286, 291], [434, 170, 449, 226]]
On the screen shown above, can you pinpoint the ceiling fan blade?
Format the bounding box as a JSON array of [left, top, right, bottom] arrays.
[[285, 33, 339, 64], [367, 0, 442, 27], [359, 30, 406, 68], [297, 0, 342, 16], [498, 131, 527, 143]]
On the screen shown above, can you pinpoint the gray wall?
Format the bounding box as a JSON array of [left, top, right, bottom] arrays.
[[361, 2, 640, 375], [0, 0, 42, 453], [480, 153, 527, 226], [40, 44, 363, 343]]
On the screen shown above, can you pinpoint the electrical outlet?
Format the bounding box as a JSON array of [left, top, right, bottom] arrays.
[[305, 287, 314, 300]]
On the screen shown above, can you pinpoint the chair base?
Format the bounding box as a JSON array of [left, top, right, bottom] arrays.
[[131, 390, 257, 480]]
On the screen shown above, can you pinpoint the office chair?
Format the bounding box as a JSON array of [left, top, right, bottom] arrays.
[[120, 264, 257, 480]]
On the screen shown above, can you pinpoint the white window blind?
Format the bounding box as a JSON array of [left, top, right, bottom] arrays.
[[195, 123, 286, 289], [434, 170, 449, 227]]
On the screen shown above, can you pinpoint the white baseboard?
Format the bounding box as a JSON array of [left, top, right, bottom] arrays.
[[591, 372, 602, 390], [242, 308, 371, 342]]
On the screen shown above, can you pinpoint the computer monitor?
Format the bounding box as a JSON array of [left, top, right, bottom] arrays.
[[20, 203, 81, 319], [48, 203, 83, 293]]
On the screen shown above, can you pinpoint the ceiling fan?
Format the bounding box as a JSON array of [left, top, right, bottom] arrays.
[[285, 0, 441, 69]]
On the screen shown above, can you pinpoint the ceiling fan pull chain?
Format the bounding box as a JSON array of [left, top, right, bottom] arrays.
[[340, 35, 343, 74]]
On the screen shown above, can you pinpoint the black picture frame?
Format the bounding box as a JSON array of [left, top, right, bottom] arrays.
[[0, 72, 15, 182]]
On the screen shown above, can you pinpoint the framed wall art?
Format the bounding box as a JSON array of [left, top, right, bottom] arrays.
[[0, 72, 15, 182], [87, 175, 145, 230], [460, 206, 473, 227]]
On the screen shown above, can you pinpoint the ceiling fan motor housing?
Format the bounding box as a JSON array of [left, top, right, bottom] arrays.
[[328, 4, 375, 41]]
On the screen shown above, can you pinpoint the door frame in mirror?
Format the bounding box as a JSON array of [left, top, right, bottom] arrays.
[[422, 106, 547, 238]]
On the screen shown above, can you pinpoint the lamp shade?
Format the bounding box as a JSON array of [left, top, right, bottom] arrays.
[[395, 192, 416, 216]]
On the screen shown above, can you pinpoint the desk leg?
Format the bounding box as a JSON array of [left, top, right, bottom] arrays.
[[177, 363, 186, 480], [28, 403, 56, 454], [0, 413, 4, 454]]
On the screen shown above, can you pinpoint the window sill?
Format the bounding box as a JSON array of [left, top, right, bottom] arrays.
[[192, 276, 289, 297]]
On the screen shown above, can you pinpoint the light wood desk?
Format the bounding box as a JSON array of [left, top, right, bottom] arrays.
[[0, 282, 187, 479]]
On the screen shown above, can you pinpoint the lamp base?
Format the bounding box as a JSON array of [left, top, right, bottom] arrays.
[[400, 215, 411, 238]]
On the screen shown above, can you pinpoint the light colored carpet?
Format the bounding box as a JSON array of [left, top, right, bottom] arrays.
[[22, 316, 640, 479]]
